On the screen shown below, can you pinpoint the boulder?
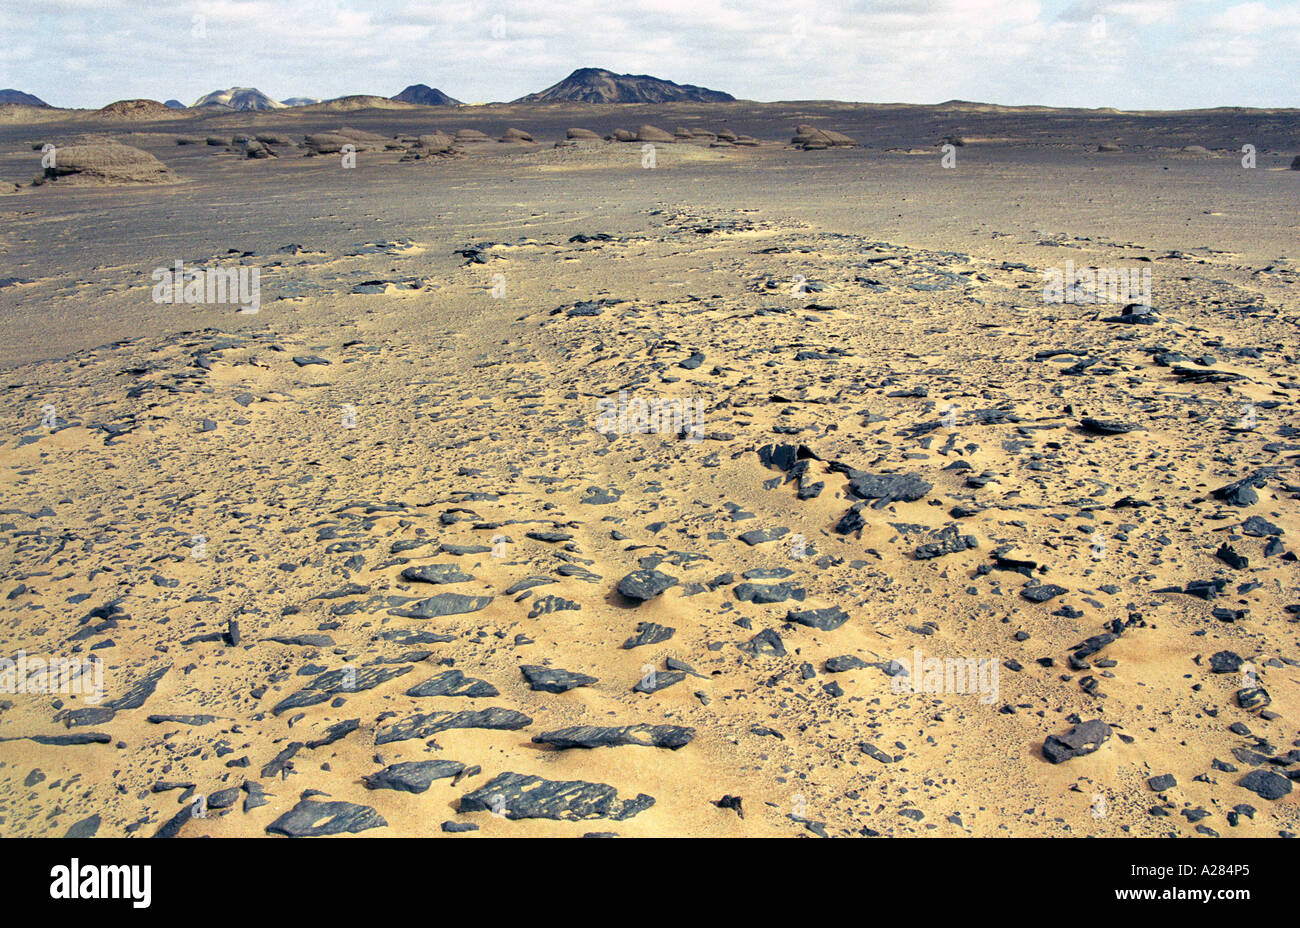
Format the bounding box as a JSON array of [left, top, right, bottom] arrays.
[[791, 124, 857, 150], [500, 127, 534, 143], [635, 124, 675, 143], [566, 128, 601, 139], [35, 138, 179, 185]]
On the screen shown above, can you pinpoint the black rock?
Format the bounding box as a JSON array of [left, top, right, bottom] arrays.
[[375, 707, 533, 744], [460, 772, 654, 821], [1080, 417, 1137, 435], [1211, 470, 1272, 507], [616, 569, 677, 602], [1237, 687, 1271, 711], [915, 524, 978, 560], [1209, 651, 1243, 674], [532, 724, 695, 750], [1147, 774, 1177, 791], [1215, 544, 1249, 570], [363, 760, 467, 793], [622, 622, 675, 649], [400, 563, 473, 584], [64, 814, 101, 838], [389, 592, 494, 618], [520, 665, 598, 693], [738, 526, 791, 545], [734, 582, 805, 604], [406, 669, 499, 698], [272, 665, 412, 714], [739, 627, 786, 657], [1238, 769, 1291, 801], [632, 670, 687, 693], [266, 799, 387, 836], [1021, 583, 1067, 603], [1042, 719, 1111, 763], [825, 655, 869, 672], [785, 606, 850, 631], [838, 469, 932, 508]]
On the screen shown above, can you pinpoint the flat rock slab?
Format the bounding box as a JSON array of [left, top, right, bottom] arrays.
[[406, 669, 498, 698], [272, 665, 412, 715], [616, 569, 677, 601], [363, 759, 468, 793], [532, 724, 695, 750], [400, 563, 474, 584], [266, 799, 386, 836], [734, 582, 805, 604], [785, 606, 849, 630], [460, 772, 655, 821], [915, 524, 978, 560], [840, 470, 932, 508], [390, 592, 494, 618], [622, 622, 675, 649], [1021, 583, 1068, 603], [1043, 719, 1111, 763], [1238, 769, 1292, 801], [520, 665, 598, 693], [1080, 417, 1138, 435], [375, 707, 533, 744]]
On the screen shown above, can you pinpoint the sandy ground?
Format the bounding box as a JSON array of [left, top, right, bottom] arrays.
[[0, 102, 1297, 837]]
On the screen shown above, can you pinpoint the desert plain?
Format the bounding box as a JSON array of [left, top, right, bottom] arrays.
[[0, 98, 1297, 837]]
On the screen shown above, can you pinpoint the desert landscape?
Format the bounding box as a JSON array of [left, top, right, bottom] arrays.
[[0, 66, 1297, 840]]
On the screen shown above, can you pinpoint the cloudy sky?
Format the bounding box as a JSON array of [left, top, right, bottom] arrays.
[[3, 0, 1297, 110]]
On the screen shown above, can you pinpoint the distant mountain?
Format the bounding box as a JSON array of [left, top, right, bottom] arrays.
[[281, 97, 319, 107], [0, 89, 49, 107], [163, 99, 185, 109], [391, 84, 462, 106], [191, 87, 285, 111], [513, 68, 734, 104]]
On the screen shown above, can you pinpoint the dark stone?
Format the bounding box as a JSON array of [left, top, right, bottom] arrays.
[[1237, 687, 1271, 711], [406, 669, 498, 698], [1209, 651, 1244, 674], [520, 665, 598, 693], [632, 670, 686, 693], [532, 724, 695, 750], [266, 799, 387, 836], [734, 582, 805, 604], [915, 524, 978, 559], [1042, 719, 1111, 763], [825, 655, 869, 672], [1080, 417, 1137, 435], [363, 760, 467, 793], [375, 707, 533, 744], [1148, 774, 1177, 791], [1238, 769, 1291, 801], [400, 563, 473, 584], [622, 622, 675, 649], [739, 628, 786, 657], [460, 772, 654, 821], [389, 592, 493, 618], [785, 606, 850, 630], [616, 569, 677, 602], [272, 665, 412, 714], [1021, 583, 1067, 603], [64, 814, 101, 838]]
